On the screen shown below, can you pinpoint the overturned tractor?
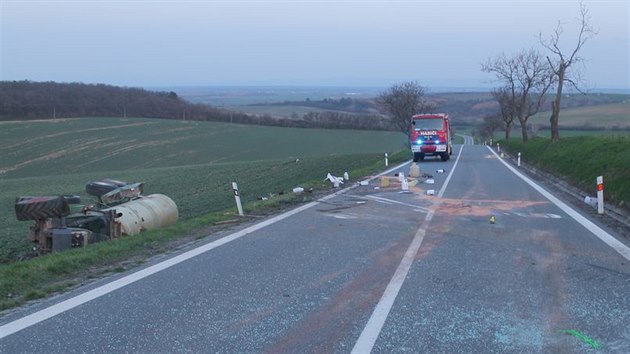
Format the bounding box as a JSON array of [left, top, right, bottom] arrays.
[[15, 179, 178, 253]]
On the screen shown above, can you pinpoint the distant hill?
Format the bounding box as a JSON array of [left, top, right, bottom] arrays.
[[3, 81, 626, 130], [0, 81, 392, 131], [234, 91, 629, 127]]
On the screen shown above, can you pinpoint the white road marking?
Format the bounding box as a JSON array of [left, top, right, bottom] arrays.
[[0, 160, 413, 340], [365, 195, 429, 212], [351, 145, 464, 353], [487, 146, 630, 261]]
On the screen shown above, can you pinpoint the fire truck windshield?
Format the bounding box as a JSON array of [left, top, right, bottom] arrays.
[[413, 118, 443, 131]]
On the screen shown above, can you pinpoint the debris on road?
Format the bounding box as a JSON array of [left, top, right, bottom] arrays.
[[325, 173, 344, 188]]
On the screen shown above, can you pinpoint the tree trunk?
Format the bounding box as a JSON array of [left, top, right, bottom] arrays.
[[504, 121, 512, 139], [520, 120, 529, 143], [550, 66, 565, 142]]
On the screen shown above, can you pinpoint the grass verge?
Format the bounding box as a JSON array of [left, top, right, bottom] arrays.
[[499, 136, 630, 210], [0, 150, 409, 312]]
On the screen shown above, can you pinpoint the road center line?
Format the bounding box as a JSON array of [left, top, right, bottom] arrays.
[[0, 160, 412, 340], [351, 145, 464, 353], [486, 146, 630, 261]]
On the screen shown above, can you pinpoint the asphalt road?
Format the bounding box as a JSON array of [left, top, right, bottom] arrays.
[[2, 142, 630, 353]]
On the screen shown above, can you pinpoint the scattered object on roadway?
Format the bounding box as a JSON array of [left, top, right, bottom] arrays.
[[15, 179, 178, 254], [374, 186, 380, 190], [436, 169, 446, 174], [359, 180, 369, 186], [343, 172, 349, 181], [558, 329, 601, 349], [325, 173, 344, 188], [500, 152, 505, 158], [409, 163, 421, 178], [380, 176, 390, 188], [422, 173, 434, 178], [408, 180, 418, 187], [425, 179, 435, 185], [398, 172, 405, 182], [426, 189, 435, 196], [257, 196, 269, 201], [401, 176, 409, 191], [489, 215, 496, 224], [292, 187, 304, 194], [584, 196, 598, 209]]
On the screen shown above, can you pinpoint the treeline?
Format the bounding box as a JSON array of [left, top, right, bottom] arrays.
[[0, 81, 394, 131], [0, 81, 189, 120], [259, 97, 377, 114]]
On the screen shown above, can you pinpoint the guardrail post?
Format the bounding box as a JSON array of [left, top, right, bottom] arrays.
[[597, 176, 604, 214], [385, 153, 389, 167], [518, 152, 521, 167], [232, 181, 244, 216]]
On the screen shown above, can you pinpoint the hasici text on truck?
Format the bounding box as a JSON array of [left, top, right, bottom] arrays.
[[410, 113, 452, 162]]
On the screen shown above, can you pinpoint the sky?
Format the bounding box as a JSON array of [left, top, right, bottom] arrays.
[[0, 0, 628, 90]]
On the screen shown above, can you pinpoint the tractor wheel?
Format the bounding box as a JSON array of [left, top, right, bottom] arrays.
[[85, 181, 119, 197], [15, 196, 70, 221], [101, 179, 128, 187], [62, 195, 82, 204]]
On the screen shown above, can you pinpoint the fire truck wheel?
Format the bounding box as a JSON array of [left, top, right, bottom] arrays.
[[441, 152, 450, 161], [15, 196, 70, 221]]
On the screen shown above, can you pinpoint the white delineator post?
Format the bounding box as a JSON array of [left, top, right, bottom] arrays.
[[497, 143, 500, 153], [597, 176, 604, 214], [232, 181, 244, 216], [385, 153, 389, 167], [518, 152, 521, 167]]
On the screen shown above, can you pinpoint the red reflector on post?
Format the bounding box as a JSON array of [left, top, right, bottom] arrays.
[[597, 184, 603, 191]]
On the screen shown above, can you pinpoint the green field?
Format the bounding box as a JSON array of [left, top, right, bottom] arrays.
[[499, 136, 630, 211], [529, 102, 630, 129], [0, 118, 406, 263]]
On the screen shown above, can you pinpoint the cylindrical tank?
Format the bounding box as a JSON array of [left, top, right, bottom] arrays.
[[104, 194, 178, 236]]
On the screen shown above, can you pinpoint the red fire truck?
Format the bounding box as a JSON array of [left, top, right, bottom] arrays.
[[410, 113, 452, 162]]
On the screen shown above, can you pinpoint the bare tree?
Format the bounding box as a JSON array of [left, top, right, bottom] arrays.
[[491, 86, 516, 139], [479, 113, 505, 141], [482, 49, 554, 142], [540, 1, 596, 142], [377, 81, 434, 142]]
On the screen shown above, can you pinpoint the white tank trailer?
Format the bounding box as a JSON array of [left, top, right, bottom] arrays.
[[104, 194, 178, 236], [15, 180, 178, 253]]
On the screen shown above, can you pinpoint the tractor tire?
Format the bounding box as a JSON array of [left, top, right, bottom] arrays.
[[15, 196, 70, 221], [101, 179, 128, 187], [85, 181, 119, 197], [62, 195, 82, 204]]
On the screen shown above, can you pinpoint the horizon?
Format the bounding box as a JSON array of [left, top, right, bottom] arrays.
[[1, 1, 628, 91]]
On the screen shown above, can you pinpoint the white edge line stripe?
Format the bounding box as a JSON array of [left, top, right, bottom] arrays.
[[351, 145, 464, 353], [486, 146, 630, 261], [0, 159, 412, 339]]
